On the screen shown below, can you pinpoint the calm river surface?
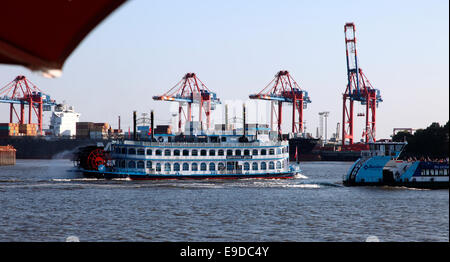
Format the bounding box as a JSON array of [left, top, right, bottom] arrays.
[[0, 160, 448, 242]]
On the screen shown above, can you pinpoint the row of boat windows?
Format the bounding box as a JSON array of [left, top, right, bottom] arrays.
[[116, 160, 285, 171], [113, 147, 286, 157], [421, 169, 449, 176]]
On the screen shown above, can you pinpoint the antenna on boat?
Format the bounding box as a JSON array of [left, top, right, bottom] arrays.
[[255, 100, 258, 141]]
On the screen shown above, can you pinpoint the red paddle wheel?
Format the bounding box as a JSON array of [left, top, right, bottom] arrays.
[[86, 148, 109, 171], [75, 146, 111, 171]]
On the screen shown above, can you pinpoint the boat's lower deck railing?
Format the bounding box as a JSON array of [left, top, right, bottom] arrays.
[[109, 168, 287, 176]]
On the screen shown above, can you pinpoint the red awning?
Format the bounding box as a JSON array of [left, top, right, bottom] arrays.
[[0, 0, 126, 78]]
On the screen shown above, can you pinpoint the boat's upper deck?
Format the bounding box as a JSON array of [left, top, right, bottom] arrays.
[[113, 139, 288, 148], [360, 141, 407, 158]]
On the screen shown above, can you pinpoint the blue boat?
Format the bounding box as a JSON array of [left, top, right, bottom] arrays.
[[343, 142, 449, 189]]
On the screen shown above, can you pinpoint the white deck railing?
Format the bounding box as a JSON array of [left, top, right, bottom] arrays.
[[115, 140, 288, 148]]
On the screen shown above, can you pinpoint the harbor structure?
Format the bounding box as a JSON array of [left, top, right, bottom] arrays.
[[0, 145, 16, 166], [249, 70, 311, 138], [0, 75, 57, 135], [152, 73, 221, 132], [342, 23, 382, 147]]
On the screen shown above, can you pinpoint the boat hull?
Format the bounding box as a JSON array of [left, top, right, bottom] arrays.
[[343, 180, 449, 189], [79, 169, 296, 180], [344, 156, 449, 189]]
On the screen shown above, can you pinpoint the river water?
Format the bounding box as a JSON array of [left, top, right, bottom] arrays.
[[0, 160, 448, 242]]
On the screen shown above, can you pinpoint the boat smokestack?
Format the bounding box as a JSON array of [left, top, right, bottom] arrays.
[[243, 103, 246, 137], [151, 110, 154, 141], [133, 111, 137, 141], [239, 103, 249, 143]]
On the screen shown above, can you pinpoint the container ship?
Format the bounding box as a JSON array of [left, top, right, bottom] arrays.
[[0, 103, 114, 159], [287, 135, 320, 161], [289, 136, 365, 162], [318, 143, 368, 162]]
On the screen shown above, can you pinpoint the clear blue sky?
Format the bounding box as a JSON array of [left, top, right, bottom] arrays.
[[0, 0, 448, 139]]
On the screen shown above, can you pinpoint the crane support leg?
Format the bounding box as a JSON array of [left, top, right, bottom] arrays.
[[38, 101, 43, 135], [292, 98, 296, 133], [298, 95, 304, 133], [9, 104, 13, 123], [342, 95, 354, 146], [270, 101, 274, 132], [28, 98, 32, 124], [20, 103, 24, 124]]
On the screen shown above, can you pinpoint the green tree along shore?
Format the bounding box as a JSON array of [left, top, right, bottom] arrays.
[[392, 121, 449, 159]]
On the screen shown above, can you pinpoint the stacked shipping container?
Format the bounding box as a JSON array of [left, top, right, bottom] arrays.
[[0, 123, 19, 137], [0, 123, 37, 137], [76, 122, 110, 139], [154, 125, 171, 134], [19, 124, 37, 136], [75, 122, 92, 138]]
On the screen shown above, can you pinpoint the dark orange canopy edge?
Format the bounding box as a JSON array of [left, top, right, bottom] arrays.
[[0, 0, 126, 73]]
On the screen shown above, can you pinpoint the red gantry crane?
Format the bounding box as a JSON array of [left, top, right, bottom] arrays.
[[0, 75, 57, 135], [152, 73, 220, 132], [249, 70, 311, 138], [342, 23, 382, 147]]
